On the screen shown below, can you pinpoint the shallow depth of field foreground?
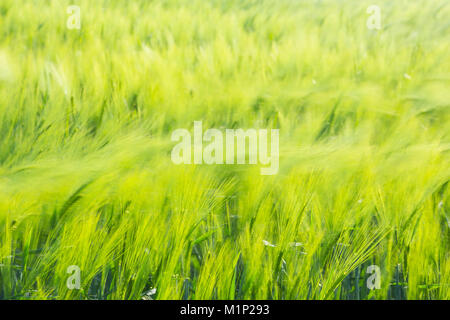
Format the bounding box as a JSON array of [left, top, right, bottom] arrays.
[[0, 0, 449, 300]]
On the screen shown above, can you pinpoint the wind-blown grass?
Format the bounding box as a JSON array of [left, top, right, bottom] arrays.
[[0, 0, 449, 299]]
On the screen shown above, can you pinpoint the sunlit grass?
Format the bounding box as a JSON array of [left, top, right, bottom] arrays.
[[0, 0, 449, 299]]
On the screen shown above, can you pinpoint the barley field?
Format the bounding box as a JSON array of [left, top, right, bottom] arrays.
[[0, 0, 449, 300]]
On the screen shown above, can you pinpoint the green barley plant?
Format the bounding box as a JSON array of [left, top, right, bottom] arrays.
[[0, 0, 449, 300]]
